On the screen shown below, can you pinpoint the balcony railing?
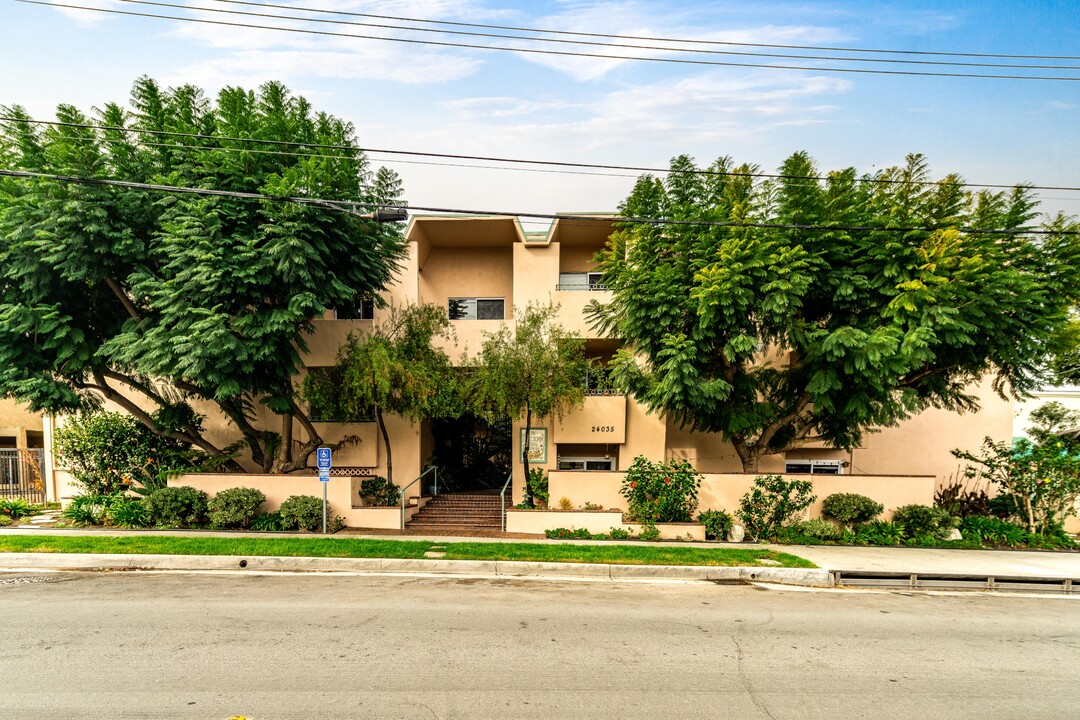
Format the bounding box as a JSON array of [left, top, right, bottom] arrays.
[[556, 283, 608, 291]]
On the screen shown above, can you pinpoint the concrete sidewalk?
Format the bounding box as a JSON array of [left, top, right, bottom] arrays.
[[1, 527, 1078, 586]]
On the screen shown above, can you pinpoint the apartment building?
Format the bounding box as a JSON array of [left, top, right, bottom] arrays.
[[297, 213, 1013, 508]]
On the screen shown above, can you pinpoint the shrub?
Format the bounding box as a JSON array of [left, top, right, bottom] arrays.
[[959, 515, 1026, 547], [557, 497, 575, 511], [279, 495, 325, 531], [545, 527, 591, 539], [934, 478, 993, 517], [208, 487, 267, 529], [620, 456, 701, 523], [988, 493, 1018, 521], [821, 493, 883, 527], [0, 515, 11, 527], [892, 504, 957, 539], [0, 498, 36, 520], [62, 494, 121, 526], [250, 512, 284, 532], [358, 476, 401, 507], [53, 410, 199, 495], [853, 520, 906, 546], [792, 519, 843, 542], [697, 509, 734, 540], [105, 496, 151, 528], [609, 528, 632, 540], [736, 475, 816, 540], [526, 468, 550, 506], [581, 501, 603, 511], [638, 523, 661, 542], [146, 486, 209, 527]]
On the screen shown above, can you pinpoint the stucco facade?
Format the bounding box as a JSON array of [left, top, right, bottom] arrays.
[[41, 214, 1017, 523]]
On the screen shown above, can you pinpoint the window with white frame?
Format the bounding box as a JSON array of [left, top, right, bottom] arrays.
[[334, 297, 375, 320], [557, 272, 605, 291], [448, 297, 505, 320], [557, 456, 616, 471]]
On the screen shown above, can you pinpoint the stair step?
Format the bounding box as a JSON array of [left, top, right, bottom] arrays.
[[406, 523, 502, 532]]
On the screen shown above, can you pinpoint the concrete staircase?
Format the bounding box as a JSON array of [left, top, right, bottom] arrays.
[[405, 492, 509, 534]]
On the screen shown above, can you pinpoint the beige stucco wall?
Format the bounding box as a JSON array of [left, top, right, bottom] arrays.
[[515, 242, 559, 310], [554, 288, 610, 338], [419, 247, 514, 313], [556, 395, 627, 444], [168, 472, 415, 529], [0, 398, 43, 448], [548, 471, 936, 521]]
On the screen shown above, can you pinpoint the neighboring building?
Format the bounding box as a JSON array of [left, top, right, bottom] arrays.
[[1012, 385, 1080, 442], [41, 214, 1016, 518], [0, 398, 46, 503]]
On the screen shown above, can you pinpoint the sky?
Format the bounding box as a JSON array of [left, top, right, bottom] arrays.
[[1, 0, 1078, 229]]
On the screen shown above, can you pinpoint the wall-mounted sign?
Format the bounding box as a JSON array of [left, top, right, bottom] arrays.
[[519, 427, 547, 464]]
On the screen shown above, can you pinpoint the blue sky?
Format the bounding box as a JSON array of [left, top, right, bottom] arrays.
[[2, 0, 1078, 226]]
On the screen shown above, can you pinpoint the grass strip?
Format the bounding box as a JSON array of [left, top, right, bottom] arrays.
[[444, 542, 815, 568], [0, 534, 814, 568]]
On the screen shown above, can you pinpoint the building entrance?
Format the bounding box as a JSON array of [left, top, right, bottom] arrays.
[[428, 414, 512, 493]]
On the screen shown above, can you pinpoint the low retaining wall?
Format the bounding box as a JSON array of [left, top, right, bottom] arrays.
[[548, 471, 937, 521], [504, 510, 706, 540], [168, 473, 415, 529]]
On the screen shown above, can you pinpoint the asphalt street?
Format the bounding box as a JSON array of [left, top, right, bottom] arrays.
[[1, 570, 1077, 719]]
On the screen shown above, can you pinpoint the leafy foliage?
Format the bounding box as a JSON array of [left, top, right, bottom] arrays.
[[526, 468, 550, 506], [105, 496, 151, 528], [853, 520, 906, 546], [207, 487, 266, 529], [934, 478, 993, 518], [145, 486, 209, 527], [0, 78, 406, 473], [279, 494, 324, 531], [736, 475, 816, 540], [305, 303, 458, 487], [697, 509, 734, 540], [953, 402, 1080, 533], [0, 498, 36, 520], [250, 512, 284, 532], [61, 493, 123, 526], [821, 493, 883, 526], [892, 504, 958, 539], [781, 519, 843, 543], [469, 303, 588, 504], [591, 152, 1080, 471], [358, 476, 401, 507], [620, 456, 701, 523], [53, 410, 197, 494]]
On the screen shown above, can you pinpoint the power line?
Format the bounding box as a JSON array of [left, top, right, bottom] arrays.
[[198, 0, 1080, 62], [100, 0, 1080, 72], [2, 168, 1076, 236], [5, 116, 1079, 193], [17, 0, 1080, 82]]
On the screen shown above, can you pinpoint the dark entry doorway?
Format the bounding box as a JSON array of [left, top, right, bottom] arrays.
[[428, 414, 511, 492]]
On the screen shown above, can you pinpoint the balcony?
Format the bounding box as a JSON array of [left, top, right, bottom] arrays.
[[555, 287, 611, 339]]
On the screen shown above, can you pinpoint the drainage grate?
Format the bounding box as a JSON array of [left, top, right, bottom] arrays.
[[833, 571, 1076, 594]]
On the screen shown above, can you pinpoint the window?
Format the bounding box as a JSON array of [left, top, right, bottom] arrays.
[[785, 460, 843, 475], [448, 297, 504, 320], [557, 456, 615, 471], [558, 272, 605, 291], [334, 297, 374, 320]]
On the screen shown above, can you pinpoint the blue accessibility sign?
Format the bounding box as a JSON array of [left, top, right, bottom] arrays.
[[317, 447, 332, 471]]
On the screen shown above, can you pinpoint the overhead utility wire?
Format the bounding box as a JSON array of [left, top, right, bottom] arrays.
[[2, 169, 1076, 236], [102, 0, 1080, 72], [205, 0, 1079, 61], [16, 0, 1080, 82], [5, 117, 1079, 193]]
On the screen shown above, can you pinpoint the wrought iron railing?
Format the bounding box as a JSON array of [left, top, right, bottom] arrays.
[[555, 283, 608, 291], [499, 471, 513, 532], [0, 449, 46, 504], [401, 466, 438, 529]]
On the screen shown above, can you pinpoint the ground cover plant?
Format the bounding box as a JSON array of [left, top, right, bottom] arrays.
[[0, 534, 815, 568]]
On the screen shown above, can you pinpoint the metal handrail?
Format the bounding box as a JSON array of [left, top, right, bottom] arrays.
[[401, 466, 438, 529], [499, 471, 513, 532]]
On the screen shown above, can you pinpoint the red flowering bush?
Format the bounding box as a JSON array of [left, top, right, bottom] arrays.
[[620, 456, 700, 523]]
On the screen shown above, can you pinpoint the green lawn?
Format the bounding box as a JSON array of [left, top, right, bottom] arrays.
[[0, 534, 814, 568]]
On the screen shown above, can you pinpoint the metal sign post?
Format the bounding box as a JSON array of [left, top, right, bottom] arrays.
[[317, 447, 332, 534]]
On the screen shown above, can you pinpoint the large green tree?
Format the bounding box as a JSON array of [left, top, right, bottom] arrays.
[[303, 303, 459, 488], [592, 152, 1080, 472], [0, 77, 406, 472], [469, 303, 588, 502]]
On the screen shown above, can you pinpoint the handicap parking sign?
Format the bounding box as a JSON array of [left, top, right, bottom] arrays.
[[317, 447, 332, 470]]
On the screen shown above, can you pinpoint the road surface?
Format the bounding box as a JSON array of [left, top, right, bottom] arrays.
[[1, 570, 1077, 719]]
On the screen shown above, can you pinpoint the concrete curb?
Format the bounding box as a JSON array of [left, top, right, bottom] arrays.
[[0, 552, 835, 587]]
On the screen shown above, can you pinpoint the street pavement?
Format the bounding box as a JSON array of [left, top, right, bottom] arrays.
[[1, 570, 1077, 719]]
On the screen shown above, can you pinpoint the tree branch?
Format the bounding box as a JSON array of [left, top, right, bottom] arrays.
[[103, 276, 142, 323]]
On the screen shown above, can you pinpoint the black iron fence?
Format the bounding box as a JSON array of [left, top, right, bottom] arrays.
[[0, 449, 46, 504]]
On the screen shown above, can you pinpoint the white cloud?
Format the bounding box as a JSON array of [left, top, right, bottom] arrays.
[[1046, 101, 1075, 111]]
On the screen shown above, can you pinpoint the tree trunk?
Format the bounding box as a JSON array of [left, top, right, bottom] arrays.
[[376, 405, 393, 488], [279, 412, 293, 466], [522, 406, 532, 507], [732, 438, 761, 474]]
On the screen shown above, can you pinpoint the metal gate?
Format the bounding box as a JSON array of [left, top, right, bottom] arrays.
[[0, 449, 46, 504]]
